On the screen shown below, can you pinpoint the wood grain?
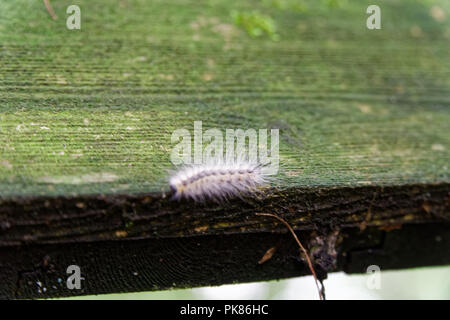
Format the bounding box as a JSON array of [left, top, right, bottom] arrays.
[[0, 0, 448, 196], [0, 0, 449, 298]]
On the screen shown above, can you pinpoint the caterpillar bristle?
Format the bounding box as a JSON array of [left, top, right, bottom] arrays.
[[169, 160, 273, 202]]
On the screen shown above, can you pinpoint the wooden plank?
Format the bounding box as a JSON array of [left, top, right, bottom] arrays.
[[1, 223, 449, 299], [0, 0, 449, 298], [1, 184, 449, 245], [0, 0, 448, 196]]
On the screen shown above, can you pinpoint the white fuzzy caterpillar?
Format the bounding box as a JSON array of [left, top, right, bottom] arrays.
[[169, 160, 273, 202]]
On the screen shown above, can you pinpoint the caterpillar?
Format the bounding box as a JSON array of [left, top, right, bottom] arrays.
[[169, 160, 273, 202]]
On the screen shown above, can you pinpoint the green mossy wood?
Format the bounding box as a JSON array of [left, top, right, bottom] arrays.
[[0, 0, 449, 299]]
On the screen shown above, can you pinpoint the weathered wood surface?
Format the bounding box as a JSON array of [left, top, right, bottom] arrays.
[[0, 0, 449, 196], [1, 222, 449, 299], [0, 0, 449, 298], [1, 184, 449, 245]]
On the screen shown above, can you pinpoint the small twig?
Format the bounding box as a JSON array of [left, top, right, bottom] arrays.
[[256, 212, 324, 300], [43, 0, 57, 20]]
